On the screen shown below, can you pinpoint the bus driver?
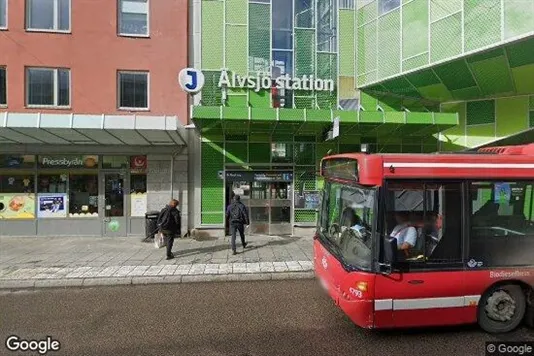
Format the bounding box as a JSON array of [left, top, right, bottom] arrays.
[[390, 212, 417, 252]]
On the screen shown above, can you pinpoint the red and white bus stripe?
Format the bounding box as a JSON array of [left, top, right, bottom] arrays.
[[374, 295, 481, 311]]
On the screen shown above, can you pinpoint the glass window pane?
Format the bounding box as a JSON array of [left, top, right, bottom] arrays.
[[272, 50, 293, 78], [28, 0, 54, 30], [0, 67, 6, 105], [69, 174, 99, 217], [119, 72, 148, 108], [271, 143, 294, 163], [38, 173, 67, 193], [104, 173, 124, 217], [58, 69, 70, 106], [317, 0, 337, 52], [0, 174, 34, 193], [28, 68, 54, 106], [58, 0, 70, 30], [470, 181, 534, 267], [295, 0, 314, 28], [272, 0, 293, 49], [120, 0, 148, 35], [131, 174, 147, 194], [379, 0, 400, 15], [0, 0, 6, 28]]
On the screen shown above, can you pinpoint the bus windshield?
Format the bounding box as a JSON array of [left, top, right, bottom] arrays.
[[319, 181, 376, 270]]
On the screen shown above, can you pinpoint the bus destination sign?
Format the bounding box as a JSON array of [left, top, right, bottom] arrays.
[[321, 158, 358, 181]]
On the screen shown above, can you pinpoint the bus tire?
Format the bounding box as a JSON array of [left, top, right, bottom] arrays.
[[478, 284, 526, 334]]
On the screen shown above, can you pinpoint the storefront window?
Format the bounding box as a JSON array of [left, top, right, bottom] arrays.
[[69, 174, 98, 217], [0, 173, 36, 219], [38, 173, 68, 193], [103, 156, 129, 169]]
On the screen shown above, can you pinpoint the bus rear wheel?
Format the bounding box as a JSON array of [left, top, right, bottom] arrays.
[[478, 284, 526, 333]]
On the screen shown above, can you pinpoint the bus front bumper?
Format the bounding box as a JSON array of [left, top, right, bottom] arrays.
[[316, 273, 374, 329]]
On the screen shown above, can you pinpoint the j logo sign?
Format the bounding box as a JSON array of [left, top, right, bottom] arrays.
[[178, 68, 204, 94]]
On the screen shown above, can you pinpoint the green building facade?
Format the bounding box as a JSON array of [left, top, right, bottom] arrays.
[[190, 0, 533, 234]]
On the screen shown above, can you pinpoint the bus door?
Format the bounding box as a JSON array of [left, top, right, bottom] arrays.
[[374, 181, 469, 328]]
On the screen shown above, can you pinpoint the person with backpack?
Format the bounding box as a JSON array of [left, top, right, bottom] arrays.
[[226, 195, 250, 255], [157, 199, 181, 260]]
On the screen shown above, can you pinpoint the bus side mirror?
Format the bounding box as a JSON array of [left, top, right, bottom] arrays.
[[380, 238, 397, 275]]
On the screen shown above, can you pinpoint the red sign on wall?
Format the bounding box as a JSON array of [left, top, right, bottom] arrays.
[[130, 156, 147, 171]]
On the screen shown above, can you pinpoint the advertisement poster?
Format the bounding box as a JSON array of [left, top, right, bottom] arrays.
[[131, 193, 148, 217], [0, 194, 36, 219], [38, 194, 67, 218]]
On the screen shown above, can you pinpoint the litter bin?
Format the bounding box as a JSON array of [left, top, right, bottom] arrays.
[[145, 211, 160, 240]]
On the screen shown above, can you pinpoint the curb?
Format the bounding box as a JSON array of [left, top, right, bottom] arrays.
[[0, 271, 315, 290]]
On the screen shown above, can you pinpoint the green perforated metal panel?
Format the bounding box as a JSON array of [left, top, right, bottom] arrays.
[[248, 143, 271, 163], [464, 0, 501, 52], [295, 28, 316, 77], [377, 9, 400, 79], [357, 21, 377, 77], [201, 141, 224, 224], [202, 0, 224, 69], [339, 10, 355, 76], [317, 52, 338, 109], [226, 0, 247, 24], [249, 2, 270, 74], [466, 100, 495, 125], [294, 210, 317, 223], [226, 25, 248, 76], [225, 142, 248, 163], [504, 0, 534, 39], [358, 1, 377, 24], [201, 71, 223, 106], [530, 111, 534, 128], [430, 13, 461, 62], [430, 0, 461, 22], [294, 143, 316, 165], [402, 0, 428, 60]]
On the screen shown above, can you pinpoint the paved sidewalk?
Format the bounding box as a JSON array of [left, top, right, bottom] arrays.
[[0, 234, 314, 289]]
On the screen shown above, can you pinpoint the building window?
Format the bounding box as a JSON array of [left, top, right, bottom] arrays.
[[339, 0, 355, 10], [118, 71, 149, 109], [26, 0, 70, 32], [26, 67, 70, 107], [379, 0, 400, 15], [118, 0, 149, 36], [0, 67, 6, 106], [0, 0, 7, 29]]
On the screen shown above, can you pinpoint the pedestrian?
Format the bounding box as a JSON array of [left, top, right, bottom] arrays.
[[226, 195, 250, 255], [157, 199, 181, 260]]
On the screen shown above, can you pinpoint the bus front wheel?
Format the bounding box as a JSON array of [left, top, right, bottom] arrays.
[[478, 284, 526, 333]]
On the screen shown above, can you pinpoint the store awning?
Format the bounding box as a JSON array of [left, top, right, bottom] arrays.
[[0, 112, 187, 146], [191, 106, 458, 138]]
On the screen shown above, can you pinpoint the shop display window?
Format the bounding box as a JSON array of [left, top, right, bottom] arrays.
[[0, 173, 36, 219], [0, 155, 36, 169], [38, 173, 68, 193], [69, 174, 98, 217], [130, 173, 148, 217]]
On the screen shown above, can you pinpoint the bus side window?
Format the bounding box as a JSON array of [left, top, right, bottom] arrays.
[[469, 181, 534, 267]]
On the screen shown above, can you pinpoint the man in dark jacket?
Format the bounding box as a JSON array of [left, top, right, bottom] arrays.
[[226, 195, 250, 255], [157, 199, 181, 260]]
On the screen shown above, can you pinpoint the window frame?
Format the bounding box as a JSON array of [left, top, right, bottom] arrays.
[[381, 179, 466, 272], [0, 0, 8, 30], [117, 70, 150, 111], [26, 67, 71, 109], [117, 0, 150, 38], [0, 66, 6, 107], [25, 0, 72, 33]]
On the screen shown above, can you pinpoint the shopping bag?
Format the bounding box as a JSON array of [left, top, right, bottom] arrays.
[[154, 232, 166, 249]]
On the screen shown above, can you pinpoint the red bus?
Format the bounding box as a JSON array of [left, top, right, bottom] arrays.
[[314, 144, 534, 333]]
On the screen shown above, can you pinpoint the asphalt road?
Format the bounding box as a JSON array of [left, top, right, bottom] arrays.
[[1, 280, 533, 356]]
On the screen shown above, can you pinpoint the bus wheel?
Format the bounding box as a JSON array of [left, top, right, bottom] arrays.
[[478, 284, 526, 333]]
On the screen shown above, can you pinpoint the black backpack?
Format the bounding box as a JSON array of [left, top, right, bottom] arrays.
[[229, 203, 242, 222]]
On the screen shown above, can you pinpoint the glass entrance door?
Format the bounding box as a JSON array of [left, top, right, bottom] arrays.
[[248, 181, 292, 236], [100, 172, 128, 237]]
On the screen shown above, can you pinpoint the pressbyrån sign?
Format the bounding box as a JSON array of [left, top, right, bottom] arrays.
[[217, 70, 335, 92]]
